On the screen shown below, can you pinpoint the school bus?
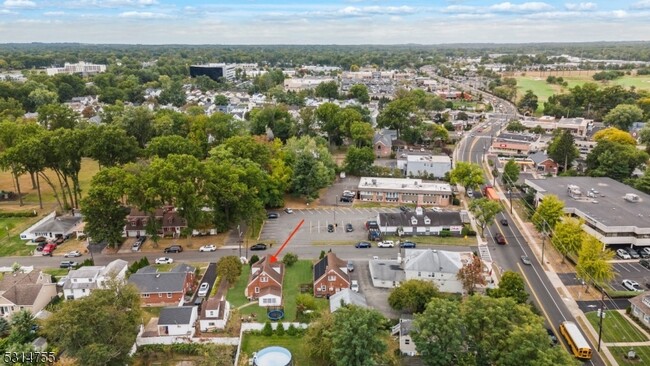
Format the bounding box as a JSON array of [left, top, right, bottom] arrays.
[[559, 321, 592, 360]]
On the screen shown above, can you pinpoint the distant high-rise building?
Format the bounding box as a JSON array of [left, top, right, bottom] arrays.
[[189, 63, 235, 82], [46, 62, 107, 76]]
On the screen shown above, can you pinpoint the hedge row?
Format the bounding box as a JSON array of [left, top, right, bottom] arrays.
[[0, 211, 37, 218]]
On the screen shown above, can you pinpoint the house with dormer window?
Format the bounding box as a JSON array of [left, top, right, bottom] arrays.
[[629, 293, 650, 328], [123, 207, 187, 238], [245, 255, 284, 307], [313, 252, 350, 298], [377, 207, 467, 237]]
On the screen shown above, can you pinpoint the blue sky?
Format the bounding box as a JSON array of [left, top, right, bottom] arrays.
[[1, 0, 649, 44]]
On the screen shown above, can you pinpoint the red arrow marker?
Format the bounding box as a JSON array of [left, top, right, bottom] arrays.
[[270, 219, 304, 263]]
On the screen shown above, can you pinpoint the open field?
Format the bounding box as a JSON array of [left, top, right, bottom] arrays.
[[585, 310, 648, 343]]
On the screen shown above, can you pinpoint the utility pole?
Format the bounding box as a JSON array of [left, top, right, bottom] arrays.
[[598, 290, 605, 352], [508, 189, 513, 214], [237, 224, 242, 258], [541, 223, 547, 265]]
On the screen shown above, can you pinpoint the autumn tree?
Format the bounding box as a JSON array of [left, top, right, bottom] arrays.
[[456, 254, 486, 294], [593, 127, 637, 145], [576, 235, 615, 291]]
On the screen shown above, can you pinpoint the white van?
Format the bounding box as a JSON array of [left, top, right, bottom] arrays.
[[351, 280, 359, 293]]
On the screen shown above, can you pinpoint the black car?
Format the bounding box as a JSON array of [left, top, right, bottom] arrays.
[[327, 224, 334, 233], [640, 259, 650, 270], [250, 243, 267, 251], [400, 206, 410, 212], [345, 223, 354, 232], [500, 219, 508, 226], [640, 250, 650, 259], [340, 196, 353, 203], [400, 241, 417, 248], [59, 261, 79, 269], [164, 245, 183, 253], [546, 328, 559, 346], [267, 212, 279, 219], [355, 241, 371, 248]]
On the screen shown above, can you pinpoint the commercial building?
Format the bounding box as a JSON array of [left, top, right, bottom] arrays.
[[357, 177, 453, 206], [189, 63, 235, 82], [46, 62, 106, 76], [404, 154, 452, 178], [283, 77, 335, 91], [525, 177, 650, 248], [521, 116, 592, 138], [376, 207, 467, 237]]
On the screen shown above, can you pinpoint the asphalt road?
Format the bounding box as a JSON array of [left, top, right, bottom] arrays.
[[459, 122, 603, 366]]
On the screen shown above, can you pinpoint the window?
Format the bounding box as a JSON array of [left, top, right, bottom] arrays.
[[142, 294, 150, 298], [158, 293, 162, 297], [167, 293, 172, 298], [261, 276, 268, 283], [255, 287, 260, 294], [263, 298, 275, 304], [405, 339, 410, 345], [328, 275, 336, 282], [418, 272, 422, 277], [321, 285, 326, 291]]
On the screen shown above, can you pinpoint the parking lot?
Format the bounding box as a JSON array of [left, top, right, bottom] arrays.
[[260, 207, 402, 246], [320, 175, 361, 206], [351, 259, 399, 318], [609, 260, 650, 291]]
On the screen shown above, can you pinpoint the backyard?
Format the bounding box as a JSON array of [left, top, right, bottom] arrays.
[[240, 333, 325, 366], [0, 216, 42, 256], [226, 259, 328, 322], [585, 310, 648, 343]]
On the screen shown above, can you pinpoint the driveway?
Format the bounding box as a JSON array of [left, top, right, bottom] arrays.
[[184, 262, 217, 305], [353, 259, 400, 319]]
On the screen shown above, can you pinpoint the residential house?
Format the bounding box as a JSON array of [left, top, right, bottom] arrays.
[[377, 207, 467, 237], [245, 255, 284, 307], [629, 293, 650, 328], [528, 151, 558, 174], [329, 289, 368, 313], [199, 281, 231, 331], [128, 264, 196, 306], [403, 249, 474, 293], [313, 252, 350, 298], [0, 271, 56, 318], [20, 211, 82, 241], [158, 306, 198, 337], [373, 129, 397, 158], [62, 259, 128, 300], [392, 319, 417, 356], [123, 207, 187, 238]]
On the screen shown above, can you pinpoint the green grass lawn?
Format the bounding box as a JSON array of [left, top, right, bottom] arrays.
[[0, 216, 42, 256], [609, 346, 650, 365], [240, 334, 326, 366], [43, 268, 69, 279], [585, 311, 648, 343], [226, 260, 327, 322], [516, 77, 558, 106]]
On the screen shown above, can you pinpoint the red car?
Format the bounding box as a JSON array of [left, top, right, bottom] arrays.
[[42, 243, 56, 256]]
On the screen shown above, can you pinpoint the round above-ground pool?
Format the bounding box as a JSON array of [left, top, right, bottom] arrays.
[[253, 346, 293, 366], [267, 309, 284, 321]]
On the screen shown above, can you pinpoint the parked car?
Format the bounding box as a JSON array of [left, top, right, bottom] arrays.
[[377, 241, 394, 248], [199, 245, 217, 252], [267, 212, 279, 219], [546, 328, 559, 346], [628, 248, 641, 259], [284, 208, 293, 214], [347, 261, 354, 272], [59, 261, 79, 269], [521, 256, 531, 265], [616, 248, 631, 260], [643, 247, 650, 257], [500, 219, 508, 226], [64, 250, 82, 258], [35, 243, 46, 251], [155, 257, 174, 264], [345, 223, 354, 232], [33, 236, 47, 243], [250, 243, 267, 251], [54, 237, 65, 245], [400, 241, 417, 248], [340, 196, 353, 203], [640, 259, 650, 270], [351, 280, 359, 293], [194, 297, 204, 307], [622, 279, 643, 292], [494, 233, 506, 245], [640, 249, 650, 259], [342, 190, 355, 198], [355, 241, 371, 249], [399, 206, 410, 212], [57, 276, 69, 287], [327, 224, 334, 233], [42, 243, 56, 256], [197, 282, 210, 297], [365, 221, 379, 230], [164, 245, 183, 253]]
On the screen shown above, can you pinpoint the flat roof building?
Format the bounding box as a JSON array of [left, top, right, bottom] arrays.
[[189, 63, 235, 82], [521, 116, 592, 138], [46, 62, 106, 76], [358, 177, 453, 206], [405, 155, 452, 179], [525, 177, 650, 247]]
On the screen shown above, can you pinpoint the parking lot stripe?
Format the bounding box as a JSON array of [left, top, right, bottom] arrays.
[[618, 264, 631, 272], [629, 263, 642, 272]]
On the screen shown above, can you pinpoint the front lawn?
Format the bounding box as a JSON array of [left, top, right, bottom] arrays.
[[226, 259, 328, 322], [0, 217, 42, 256], [585, 311, 648, 343], [609, 346, 650, 365], [240, 333, 326, 366]]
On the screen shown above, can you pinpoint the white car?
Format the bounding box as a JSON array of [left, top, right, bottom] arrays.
[[351, 280, 359, 293], [197, 282, 210, 297], [64, 250, 82, 257], [284, 208, 294, 214], [57, 276, 69, 287], [155, 257, 174, 264], [199, 245, 216, 252], [622, 279, 643, 292], [616, 249, 631, 260], [377, 241, 394, 248]]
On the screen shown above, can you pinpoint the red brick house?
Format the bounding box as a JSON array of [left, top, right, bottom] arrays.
[[127, 264, 196, 306], [245, 256, 284, 307], [313, 252, 350, 298], [529, 151, 559, 174], [123, 207, 187, 238]]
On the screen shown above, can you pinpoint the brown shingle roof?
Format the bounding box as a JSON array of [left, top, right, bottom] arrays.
[[1, 284, 44, 306], [0, 271, 46, 291], [251, 255, 284, 286]]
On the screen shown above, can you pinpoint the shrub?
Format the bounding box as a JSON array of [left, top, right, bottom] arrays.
[[0, 211, 37, 218], [261, 321, 273, 336], [282, 252, 298, 267], [275, 322, 285, 336], [286, 324, 297, 336], [319, 250, 326, 259], [249, 255, 260, 266]]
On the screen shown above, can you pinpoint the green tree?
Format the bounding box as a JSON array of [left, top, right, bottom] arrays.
[[0, 317, 9, 337], [214, 94, 229, 105], [506, 120, 526, 132], [315, 80, 339, 99], [116, 106, 155, 148], [456, 254, 486, 294], [8, 309, 36, 345], [315, 102, 342, 144], [249, 105, 295, 142], [28, 88, 58, 108], [531, 125, 545, 134], [145, 135, 202, 159], [531, 194, 564, 232], [552, 218, 584, 263], [216, 256, 243, 285], [348, 84, 370, 103], [586, 140, 648, 181], [387, 279, 440, 313], [349, 121, 374, 147], [81, 167, 129, 248], [517, 90, 539, 114], [469, 198, 502, 237], [502, 159, 520, 186], [282, 252, 298, 267], [0, 97, 25, 120], [344, 146, 374, 176], [158, 80, 186, 107], [576, 235, 615, 290], [285, 136, 335, 198], [449, 162, 484, 192], [331, 306, 388, 366], [43, 280, 142, 366], [412, 298, 464, 366], [603, 104, 644, 131], [487, 271, 529, 304], [85, 125, 140, 168], [37, 103, 78, 130], [306, 311, 335, 363], [547, 130, 579, 172], [377, 98, 416, 139]]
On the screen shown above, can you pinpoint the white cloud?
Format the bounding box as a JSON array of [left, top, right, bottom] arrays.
[[565, 2, 597, 11], [3, 0, 35, 8], [612, 10, 627, 18], [489, 2, 554, 13], [632, 0, 650, 10], [119, 11, 171, 19], [0, 8, 17, 13], [338, 6, 415, 16], [44, 11, 65, 16]]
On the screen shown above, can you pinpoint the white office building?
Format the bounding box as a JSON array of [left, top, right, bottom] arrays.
[[46, 62, 107, 76], [403, 155, 452, 178]]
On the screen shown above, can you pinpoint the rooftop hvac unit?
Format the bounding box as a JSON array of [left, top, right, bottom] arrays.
[[624, 193, 640, 203], [372, 179, 377, 186]]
